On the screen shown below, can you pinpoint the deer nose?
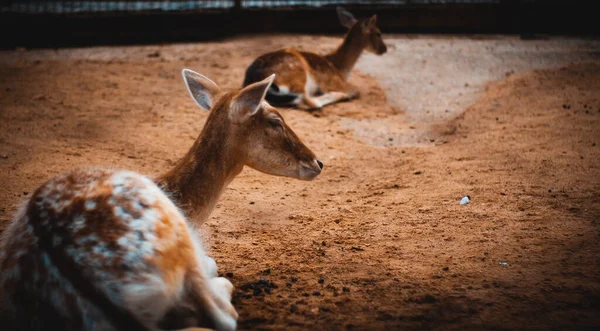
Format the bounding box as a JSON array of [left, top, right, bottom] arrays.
[[316, 160, 324, 170]]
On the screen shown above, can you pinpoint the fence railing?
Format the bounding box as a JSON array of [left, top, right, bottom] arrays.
[[1, 0, 503, 14]]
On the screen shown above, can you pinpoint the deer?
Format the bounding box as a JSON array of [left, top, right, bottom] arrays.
[[242, 6, 387, 110], [0, 69, 323, 330]]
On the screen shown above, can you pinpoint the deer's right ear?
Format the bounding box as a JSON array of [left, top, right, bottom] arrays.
[[336, 6, 357, 29], [182, 69, 220, 111]]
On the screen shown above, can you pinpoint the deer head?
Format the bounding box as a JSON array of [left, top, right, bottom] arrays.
[[337, 6, 387, 55], [182, 69, 323, 181]]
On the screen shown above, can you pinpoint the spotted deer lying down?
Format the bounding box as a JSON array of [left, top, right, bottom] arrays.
[[0, 70, 323, 330], [243, 6, 387, 110]]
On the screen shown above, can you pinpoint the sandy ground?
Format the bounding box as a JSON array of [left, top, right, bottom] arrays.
[[1, 34, 599, 330]]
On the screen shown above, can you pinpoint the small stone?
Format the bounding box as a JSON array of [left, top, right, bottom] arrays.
[[342, 287, 350, 293], [291, 276, 298, 282], [312, 291, 321, 296], [442, 267, 449, 271], [318, 277, 325, 284], [249, 201, 255, 204], [253, 288, 262, 296], [23, 192, 28, 196], [460, 196, 471, 205], [414, 171, 422, 175], [262, 268, 271, 275], [225, 272, 233, 278]]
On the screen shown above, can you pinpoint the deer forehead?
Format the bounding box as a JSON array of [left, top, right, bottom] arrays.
[[262, 104, 284, 121]]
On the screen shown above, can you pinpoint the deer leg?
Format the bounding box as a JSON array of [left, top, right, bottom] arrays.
[[202, 256, 218, 278], [210, 277, 234, 302], [303, 91, 354, 109], [177, 268, 238, 331]]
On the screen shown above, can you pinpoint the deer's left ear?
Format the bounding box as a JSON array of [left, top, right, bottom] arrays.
[[230, 74, 274, 123], [363, 15, 377, 31], [337, 6, 357, 29], [182, 69, 221, 111]]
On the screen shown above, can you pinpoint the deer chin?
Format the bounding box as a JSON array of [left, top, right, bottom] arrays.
[[298, 160, 322, 181]]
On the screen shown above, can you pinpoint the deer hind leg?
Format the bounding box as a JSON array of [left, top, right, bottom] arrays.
[[302, 91, 355, 110], [203, 256, 218, 278], [300, 73, 359, 110], [186, 269, 238, 331]]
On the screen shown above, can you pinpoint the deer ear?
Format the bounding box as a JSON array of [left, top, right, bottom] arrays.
[[182, 69, 220, 111], [337, 6, 357, 29], [362, 15, 377, 31], [231, 74, 274, 123]]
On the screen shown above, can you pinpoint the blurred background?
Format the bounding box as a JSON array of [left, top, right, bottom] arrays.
[[1, 0, 598, 49]]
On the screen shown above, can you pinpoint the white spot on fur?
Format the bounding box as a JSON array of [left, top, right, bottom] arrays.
[[72, 214, 86, 232], [85, 200, 97, 210], [76, 234, 99, 245]]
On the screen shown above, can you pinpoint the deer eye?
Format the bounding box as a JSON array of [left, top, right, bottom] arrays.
[[268, 118, 283, 129]]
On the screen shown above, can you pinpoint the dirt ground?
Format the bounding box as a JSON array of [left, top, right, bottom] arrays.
[[1, 34, 599, 330]]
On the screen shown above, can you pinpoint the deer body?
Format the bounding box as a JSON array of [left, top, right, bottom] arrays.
[[0, 70, 322, 330], [0, 168, 236, 331], [243, 7, 387, 110]]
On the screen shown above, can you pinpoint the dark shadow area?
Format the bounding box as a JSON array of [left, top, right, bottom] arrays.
[[1, 1, 599, 50]]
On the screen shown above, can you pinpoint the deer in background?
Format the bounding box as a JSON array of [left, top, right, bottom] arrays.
[[243, 6, 387, 110], [0, 70, 323, 330]]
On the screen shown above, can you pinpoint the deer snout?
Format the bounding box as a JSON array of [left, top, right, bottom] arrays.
[[378, 44, 387, 55], [299, 159, 323, 180]]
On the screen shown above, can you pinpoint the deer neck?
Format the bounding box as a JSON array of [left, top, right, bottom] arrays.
[[156, 110, 243, 224], [325, 26, 365, 79]]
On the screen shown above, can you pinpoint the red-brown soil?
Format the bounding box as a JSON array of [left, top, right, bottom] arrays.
[[1, 35, 599, 330]]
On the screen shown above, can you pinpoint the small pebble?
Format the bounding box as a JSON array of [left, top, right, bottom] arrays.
[[460, 195, 470, 205], [318, 277, 325, 284]]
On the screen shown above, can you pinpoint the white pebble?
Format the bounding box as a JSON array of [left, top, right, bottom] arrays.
[[460, 196, 470, 205]]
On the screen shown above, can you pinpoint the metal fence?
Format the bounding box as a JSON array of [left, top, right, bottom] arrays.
[[1, 0, 502, 14]]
